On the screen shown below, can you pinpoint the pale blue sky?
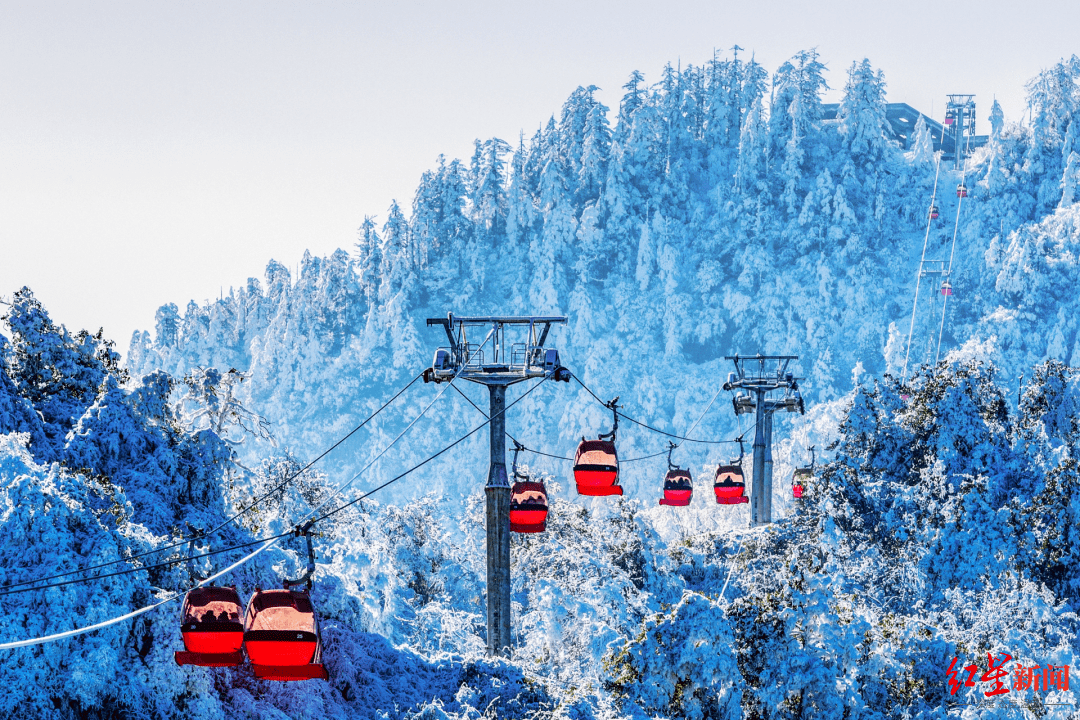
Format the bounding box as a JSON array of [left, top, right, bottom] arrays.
[[2, 0, 1077, 352]]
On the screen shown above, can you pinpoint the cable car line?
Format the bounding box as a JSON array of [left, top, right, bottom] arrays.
[[936, 131, 973, 364], [448, 383, 565, 457], [1, 369, 542, 600], [450, 378, 730, 467], [0, 532, 293, 598], [309, 371, 555, 522], [620, 448, 672, 464], [4, 330, 488, 599], [901, 155, 942, 384], [570, 373, 736, 444], [0, 534, 285, 650], [0, 370, 427, 593], [0, 370, 552, 649], [295, 327, 495, 522], [517, 446, 573, 461], [211, 369, 424, 540], [674, 384, 725, 450]]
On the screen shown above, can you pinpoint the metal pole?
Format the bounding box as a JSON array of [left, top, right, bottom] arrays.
[[751, 389, 767, 526], [954, 108, 963, 171], [485, 384, 511, 657], [935, 287, 950, 366], [763, 410, 774, 524]]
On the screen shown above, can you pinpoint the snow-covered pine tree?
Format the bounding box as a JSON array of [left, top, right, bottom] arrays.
[[1025, 56, 1080, 212], [2, 288, 119, 460], [989, 97, 1005, 139], [356, 215, 383, 305], [468, 137, 510, 236], [769, 49, 829, 217], [837, 58, 890, 167], [907, 114, 934, 163], [578, 100, 612, 207], [615, 70, 646, 141]]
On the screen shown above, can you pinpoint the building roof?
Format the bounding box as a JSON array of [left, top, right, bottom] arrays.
[[821, 102, 988, 160]]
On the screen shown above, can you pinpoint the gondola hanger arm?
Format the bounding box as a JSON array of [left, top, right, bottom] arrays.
[[511, 440, 527, 480], [185, 523, 207, 585], [284, 521, 317, 592], [599, 397, 620, 442]]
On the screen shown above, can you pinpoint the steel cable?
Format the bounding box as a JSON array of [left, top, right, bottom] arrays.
[[0, 368, 552, 648], [0, 370, 426, 592], [570, 372, 737, 444]]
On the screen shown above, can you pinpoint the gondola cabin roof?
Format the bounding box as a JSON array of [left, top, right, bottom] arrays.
[[511, 481, 547, 504], [575, 439, 617, 461], [183, 587, 242, 618], [186, 586, 241, 603], [714, 465, 745, 482], [663, 468, 692, 487], [175, 586, 244, 667], [246, 590, 317, 633]]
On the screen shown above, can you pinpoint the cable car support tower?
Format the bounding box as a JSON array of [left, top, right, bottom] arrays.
[[423, 314, 569, 657], [944, 95, 976, 171], [722, 355, 804, 526]]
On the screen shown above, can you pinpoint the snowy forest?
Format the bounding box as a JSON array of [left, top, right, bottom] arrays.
[[2, 49, 1080, 718]]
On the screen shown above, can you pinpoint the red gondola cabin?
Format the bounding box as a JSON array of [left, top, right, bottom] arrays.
[[956, 184, 968, 198], [244, 589, 329, 681], [658, 468, 693, 506], [574, 439, 622, 496], [509, 481, 548, 532], [714, 465, 749, 505], [929, 204, 939, 220], [174, 586, 245, 667], [940, 280, 953, 296], [792, 468, 812, 500]]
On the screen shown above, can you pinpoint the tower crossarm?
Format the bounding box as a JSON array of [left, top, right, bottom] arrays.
[[424, 313, 570, 385]]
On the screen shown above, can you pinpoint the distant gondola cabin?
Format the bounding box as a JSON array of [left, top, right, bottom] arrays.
[[792, 467, 813, 499], [658, 468, 693, 507]]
